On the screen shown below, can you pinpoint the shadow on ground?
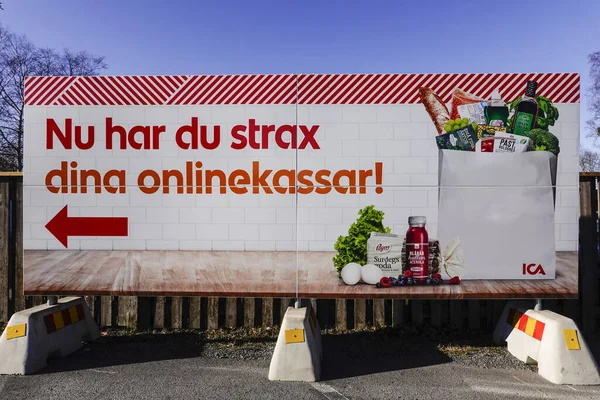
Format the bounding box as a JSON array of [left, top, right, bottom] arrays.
[[320, 329, 455, 380], [33, 324, 523, 380]]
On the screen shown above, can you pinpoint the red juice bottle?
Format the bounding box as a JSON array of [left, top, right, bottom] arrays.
[[406, 216, 429, 282]]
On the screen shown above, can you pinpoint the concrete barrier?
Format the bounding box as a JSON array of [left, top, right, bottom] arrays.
[[268, 302, 322, 382], [494, 301, 600, 385], [0, 297, 100, 375]]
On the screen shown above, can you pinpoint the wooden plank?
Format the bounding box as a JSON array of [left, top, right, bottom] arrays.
[[411, 301, 424, 325], [373, 299, 385, 327], [450, 300, 464, 329], [262, 298, 273, 327], [244, 298, 255, 328], [14, 182, 24, 312], [31, 296, 45, 306], [117, 296, 138, 329], [154, 297, 165, 329], [392, 300, 405, 326], [281, 298, 294, 324], [22, 250, 579, 299], [207, 297, 219, 330], [225, 297, 237, 328], [0, 183, 8, 322], [468, 300, 481, 330], [430, 301, 442, 327], [101, 296, 112, 327], [354, 299, 366, 329], [0, 172, 23, 176], [171, 297, 183, 329], [580, 181, 599, 334], [85, 296, 95, 317], [335, 299, 347, 330], [189, 297, 201, 329]]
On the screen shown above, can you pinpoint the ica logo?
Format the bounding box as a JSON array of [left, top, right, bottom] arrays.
[[375, 243, 391, 253], [522, 263, 546, 276]]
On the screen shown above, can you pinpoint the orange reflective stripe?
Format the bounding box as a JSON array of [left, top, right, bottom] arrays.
[[53, 311, 65, 330], [533, 321, 545, 340], [62, 309, 72, 325], [69, 306, 80, 323], [517, 314, 529, 332], [44, 314, 56, 333]]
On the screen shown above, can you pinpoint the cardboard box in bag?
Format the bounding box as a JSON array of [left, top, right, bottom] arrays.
[[437, 149, 557, 280]]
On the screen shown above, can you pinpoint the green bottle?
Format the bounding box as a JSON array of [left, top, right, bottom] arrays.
[[510, 81, 539, 135], [484, 89, 509, 128]]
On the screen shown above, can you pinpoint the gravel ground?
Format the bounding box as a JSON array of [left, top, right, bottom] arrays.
[[2, 323, 600, 399], [90, 324, 538, 373]]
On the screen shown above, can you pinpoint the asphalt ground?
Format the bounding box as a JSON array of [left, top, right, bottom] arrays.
[[1, 327, 599, 399]]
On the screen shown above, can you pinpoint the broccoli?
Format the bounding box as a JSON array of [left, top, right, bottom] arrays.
[[522, 128, 560, 156]]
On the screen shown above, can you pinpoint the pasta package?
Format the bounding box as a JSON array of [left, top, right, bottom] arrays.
[[475, 132, 532, 153]]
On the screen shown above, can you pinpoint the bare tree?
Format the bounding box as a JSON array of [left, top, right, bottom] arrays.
[[0, 23, 107, 171], [580, 148, 600, 172], [586, 51, 600, 145]]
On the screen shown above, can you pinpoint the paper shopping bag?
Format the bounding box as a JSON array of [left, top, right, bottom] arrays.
[[437, 149, 557, 280]]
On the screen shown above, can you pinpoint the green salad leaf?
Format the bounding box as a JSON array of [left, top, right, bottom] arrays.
[[332, 205, 391, 276]]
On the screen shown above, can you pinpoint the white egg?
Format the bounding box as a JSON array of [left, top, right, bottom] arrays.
[[361, 264, 383, 285], [341, 262, 362, 285]]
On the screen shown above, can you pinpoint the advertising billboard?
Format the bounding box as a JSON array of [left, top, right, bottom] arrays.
[[22, 72, 580, 298]]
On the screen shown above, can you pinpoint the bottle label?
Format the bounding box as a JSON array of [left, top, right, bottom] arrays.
[[406, 242, 429, 279], [513, 112, 534, 134]]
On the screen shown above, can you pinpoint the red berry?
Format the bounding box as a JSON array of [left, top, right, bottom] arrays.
[[403, 270, 413, 278], [432, 273, 442, 280], [449, 276, 461, 284], [380, 277, 392, 288]]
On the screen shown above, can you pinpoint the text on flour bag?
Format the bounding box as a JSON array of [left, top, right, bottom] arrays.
[[406, 216, 429, 282]]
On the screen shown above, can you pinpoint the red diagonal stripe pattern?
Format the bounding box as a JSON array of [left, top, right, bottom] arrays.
[[24, 73, 580, 106]]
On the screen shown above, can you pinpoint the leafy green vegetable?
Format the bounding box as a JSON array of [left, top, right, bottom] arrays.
[[521, 128, 560, 156], [332, 205, 391, 276], [506, 95, 560, 132]]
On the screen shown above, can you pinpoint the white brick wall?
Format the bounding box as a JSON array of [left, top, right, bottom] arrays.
[[23, 101, 580, 252]]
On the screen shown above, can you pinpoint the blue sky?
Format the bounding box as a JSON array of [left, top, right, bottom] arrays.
[[1, 0, 599, 148]]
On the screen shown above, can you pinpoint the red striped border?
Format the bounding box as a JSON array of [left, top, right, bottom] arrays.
[[24, 73, 580, 106]]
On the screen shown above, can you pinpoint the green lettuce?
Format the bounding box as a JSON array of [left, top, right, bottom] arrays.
[[332, 205, 391, 276]]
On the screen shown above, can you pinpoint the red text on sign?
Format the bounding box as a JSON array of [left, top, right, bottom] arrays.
[[522, 263, 546, 275], [231, 119, 320, 150]]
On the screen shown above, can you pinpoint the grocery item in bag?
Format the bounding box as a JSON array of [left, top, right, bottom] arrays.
[[436, 125, 479, 151], [449, 88, 485, 120], [457, 101, 488, 125], [367, 232, 403, 276], [401, 238, 441, 275], [484, 89, 509, 127], [476, 124, 506, 139], [419, 87, 451, 135], [475, 132, 532, 153]]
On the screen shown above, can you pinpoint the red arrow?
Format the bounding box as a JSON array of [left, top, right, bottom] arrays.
[[45, 205, 129, 248]]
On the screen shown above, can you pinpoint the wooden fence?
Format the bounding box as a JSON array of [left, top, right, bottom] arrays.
[[2, 172, 599, 336]]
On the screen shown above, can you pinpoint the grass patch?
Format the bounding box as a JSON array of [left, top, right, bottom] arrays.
[[437, 344, 506, 357]]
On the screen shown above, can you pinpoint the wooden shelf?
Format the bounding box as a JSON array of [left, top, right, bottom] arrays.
[[23, 250, 578, 299]]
